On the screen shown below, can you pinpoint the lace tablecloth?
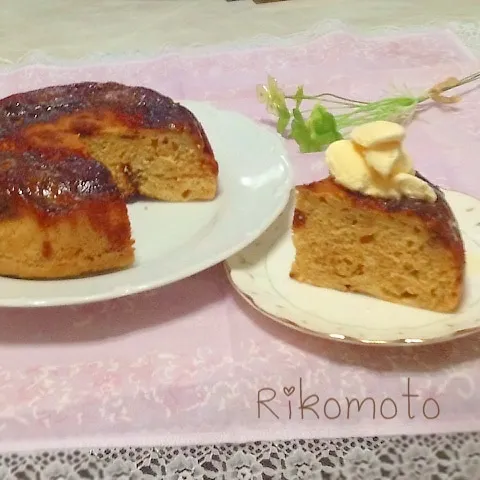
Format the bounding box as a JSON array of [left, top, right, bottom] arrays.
[[1, 432, 480, 479], [2, 12, 480, 480]]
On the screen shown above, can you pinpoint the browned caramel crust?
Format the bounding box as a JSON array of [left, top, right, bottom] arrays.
[[295, 173, 465, 269], [0, 81, 218, 219], [0, 150, 131, 249], [0, 81, 217, 174], [0, 81, 209, 143], [0, 149, 120, 213]]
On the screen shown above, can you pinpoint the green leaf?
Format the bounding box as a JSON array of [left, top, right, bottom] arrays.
[[293, 86, 305, 109], [276, 105, 291, 134], [290, 103, 343, 153], [290, 107, 315, 153], [311, 130, 343, 146], [307, 103, 338, 134]]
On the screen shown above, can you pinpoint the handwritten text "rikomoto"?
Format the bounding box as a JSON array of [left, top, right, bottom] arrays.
[[257, 378, 440, 421]]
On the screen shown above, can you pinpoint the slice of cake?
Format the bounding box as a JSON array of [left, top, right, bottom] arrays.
[[290, 121, 465, 313]]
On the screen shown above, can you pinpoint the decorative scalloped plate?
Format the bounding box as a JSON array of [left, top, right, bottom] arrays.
[[225, 189, 480, 346]]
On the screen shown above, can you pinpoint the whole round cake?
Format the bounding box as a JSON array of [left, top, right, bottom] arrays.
[[0, 82, 219, 279]]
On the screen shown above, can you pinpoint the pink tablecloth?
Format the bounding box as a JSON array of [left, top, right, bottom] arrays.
[[1, 28, 480, 452]]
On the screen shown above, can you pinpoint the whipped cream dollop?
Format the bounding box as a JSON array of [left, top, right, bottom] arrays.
[[325, 121, 437, 203]]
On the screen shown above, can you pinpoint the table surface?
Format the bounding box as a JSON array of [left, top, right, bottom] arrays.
[[1, 0, 480, 63], [2, 1, 480, 478]]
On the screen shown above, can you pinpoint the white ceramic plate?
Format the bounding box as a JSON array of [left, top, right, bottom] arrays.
[[225, 189, 480, 346], [1, 101, 293, 307]]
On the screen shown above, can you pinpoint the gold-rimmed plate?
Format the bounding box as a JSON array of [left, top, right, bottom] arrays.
[[224, 189, 480, 346]]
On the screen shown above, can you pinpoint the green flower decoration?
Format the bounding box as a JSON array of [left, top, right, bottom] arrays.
[[256, 72, 480, 153], [256, 75, 291, 134]]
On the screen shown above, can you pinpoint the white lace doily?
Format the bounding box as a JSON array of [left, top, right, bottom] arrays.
[[0, 432, 479, 479]]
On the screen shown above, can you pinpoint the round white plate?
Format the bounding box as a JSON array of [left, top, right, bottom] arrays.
[[1, 101, 293, 307], [225, 189, 480, 346]]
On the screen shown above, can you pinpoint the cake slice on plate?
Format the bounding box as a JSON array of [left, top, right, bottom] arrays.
[[290, 121, 465, 313]]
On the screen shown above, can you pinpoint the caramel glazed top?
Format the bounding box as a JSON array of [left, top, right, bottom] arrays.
[[0, 82, 215, 215]]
